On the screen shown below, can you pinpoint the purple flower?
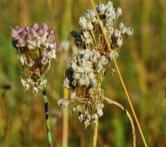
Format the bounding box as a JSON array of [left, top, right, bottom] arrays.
[[11, 23, 57, 94]]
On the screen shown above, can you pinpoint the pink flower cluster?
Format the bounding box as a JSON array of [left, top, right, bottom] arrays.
[[11, 23, 57, 94]]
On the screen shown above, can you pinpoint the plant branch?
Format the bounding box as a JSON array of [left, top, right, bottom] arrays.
[[113, 60, 147, 146], [62, 88, 69, 147], [93, 120, 98, 147], [89, 0, 148, 146], [104, 97, 136, 147]]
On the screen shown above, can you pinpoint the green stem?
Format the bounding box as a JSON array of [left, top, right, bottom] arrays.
[[42, 89, 53, 147]]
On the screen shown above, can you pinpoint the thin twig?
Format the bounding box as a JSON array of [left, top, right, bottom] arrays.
[[93, 120, 98, 147], [42, 89, 53, 147], [104, 97, 136, 147], [113, 60, 147, 147], [89, 0, 148, 146], [62, 88, 69, 147]]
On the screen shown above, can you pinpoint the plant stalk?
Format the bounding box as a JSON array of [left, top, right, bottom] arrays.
[[89, 0, 148, 146], [42, 89, 53, 147], [104, 97, 136, 147], [93, 121, 98, 147], [62, 88, 69, 147]]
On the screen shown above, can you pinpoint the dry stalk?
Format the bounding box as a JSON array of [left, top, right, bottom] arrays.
[[62, 88, 69, 147], [89, 0, 148, 146], [104, 97, 136, 147]]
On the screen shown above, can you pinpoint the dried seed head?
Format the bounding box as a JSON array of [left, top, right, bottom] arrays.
[[11, 23, 57, 94]]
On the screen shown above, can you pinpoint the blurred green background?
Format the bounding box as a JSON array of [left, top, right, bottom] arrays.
[[0, 0, 166, 146]]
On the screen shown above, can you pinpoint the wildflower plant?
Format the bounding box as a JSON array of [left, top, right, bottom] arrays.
[[58, 1, 137, 147], [59, 1, 132, 126], [11, 23, 57, 94], [11, 23, 57, 147]]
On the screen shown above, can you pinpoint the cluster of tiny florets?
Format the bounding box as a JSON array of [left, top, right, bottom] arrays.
[[64, 49, 108, 89], [11, 23, 57, 94], [59, 49, 118, 127], [71, 1, 133, 51], [58, 1, 133, 127]]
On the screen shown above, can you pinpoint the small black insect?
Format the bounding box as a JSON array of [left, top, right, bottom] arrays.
[[1, 83, 12, 91]]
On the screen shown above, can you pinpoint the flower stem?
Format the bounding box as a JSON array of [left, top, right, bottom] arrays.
[[42, 89, 53, 147], [93, 121, 98, 147], [113, 60, 145, 147], [62, 88, 69, 147], [104, 97, 136, 147], [89, 0, 148, 146]]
